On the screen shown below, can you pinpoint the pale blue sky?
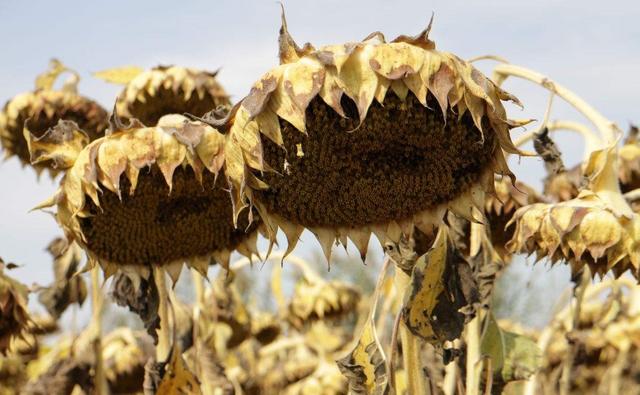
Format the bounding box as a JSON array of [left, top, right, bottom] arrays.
[[0, 1, 638, 325]]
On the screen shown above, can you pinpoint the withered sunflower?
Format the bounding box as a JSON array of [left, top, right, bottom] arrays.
[[619, 125, 640, 193], [508, 145, 640, 278], [485, 176, 542, 259], [0, 259, 31, 355], [287, 279, 360, 330], [33, 114, 260, 283], [37, 237, 87, 319], [0, 60, 108, 176], [534, 279, 640, 395], [96, 65, 230, 126], [223, 15, 522, 259], [251, 312, 281, 345]]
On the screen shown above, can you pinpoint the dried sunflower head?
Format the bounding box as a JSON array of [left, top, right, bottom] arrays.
[[102, 328, 153, 394], [619, 125, 640, 193], [251, 312, 281, 345], [287, 279, 360, 329], [485, 177, 542, 259], [222, 15, 522, 260], [96, 65, 230, 126], [537, 280, 640, 395], [201, 272, 253, 349], [34, 114, 260, 283], [0, 259, 30, 355], [508, 144, 640, 278], [37, 237, 87, 319], [0, 59, 108, 176]]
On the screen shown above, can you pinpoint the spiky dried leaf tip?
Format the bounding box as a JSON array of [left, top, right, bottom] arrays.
[[95, 65, 230, 126], [33, 114, 261, 286], [0, 59, 108, 177], [223, 13, 523, 261]]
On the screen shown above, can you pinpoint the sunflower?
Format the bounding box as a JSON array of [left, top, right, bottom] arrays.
[[485, 177, 542, 259], [0, 260, 30, 355], [96, 65, 230, 126], [221, 15, 522, 260], [37, 237, 87, 319], [102, 328, 153, 394], [251, 312, 281, 345], [534, 280, 640, 395], [33, 114, 260, 283], [508, 144, 640, 278], [618, 125, 640, 193], [0, 60, 108, 176], [201, 271, 252, 349], [287, 279, 360, 330]]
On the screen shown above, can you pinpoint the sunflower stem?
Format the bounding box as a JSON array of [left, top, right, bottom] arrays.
[[465, 314, 483, 395], [442, 358, 458, 395], [394, 268, 429, 395], [560, 266, 591, 395], [513, 120, 601, 156], [153, 266, 171, 362], [388, 309, 402, 392], [493, 64, 618, 145], [90, 266, 108, 395], [468, 54, 510, 64]]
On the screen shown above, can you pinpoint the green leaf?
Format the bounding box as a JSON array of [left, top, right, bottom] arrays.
[[480, 313, 541, 383]]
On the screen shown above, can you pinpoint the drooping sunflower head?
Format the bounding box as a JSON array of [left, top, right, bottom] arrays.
[[96, 65, 230, 127], [539, 280, 640, 394], [287, 279, 360, 329], [38, 237, 87, 319], [202, 272, 253, 349], [102, 328, 153, 394], [0, 260, 31, 355], [619, 124, 640, 193], [508, 144, 640, 279], [0, 59, 108, 176], [485, 177, 542, 259], [223, 14, 523, 259], [251, 312, 281, 345], [33, 114, 260, 283]]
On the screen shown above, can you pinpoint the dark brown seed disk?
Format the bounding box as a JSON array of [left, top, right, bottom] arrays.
[[79, 166, 254, 266], [257, 93, 497, 228], [124, 87, 229, 127], [2, 93, 108, 167]]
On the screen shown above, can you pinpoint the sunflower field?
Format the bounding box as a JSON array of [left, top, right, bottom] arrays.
[[0, 2, 638, 395]]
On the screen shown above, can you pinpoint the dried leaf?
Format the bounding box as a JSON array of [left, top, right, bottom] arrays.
[[24, 120, 89, 169], [38, 238, 87, 318], [402, 226, 479, 344], [94, 66, 145, 85], [155, 346, 201, 395], [336, 317, 389, 395], [111, 274, 160, 343], [35, 59, 68, 91]]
